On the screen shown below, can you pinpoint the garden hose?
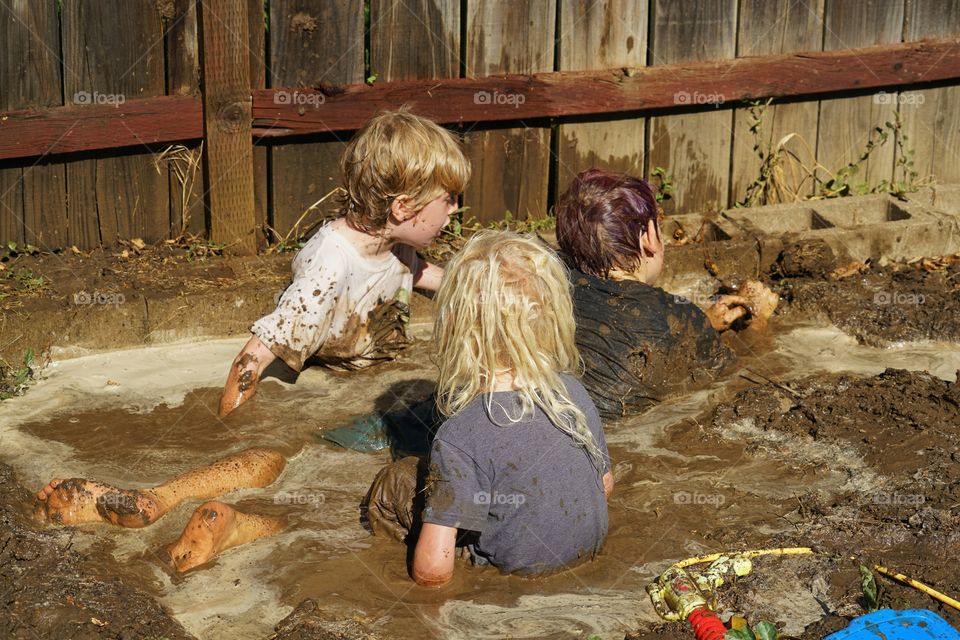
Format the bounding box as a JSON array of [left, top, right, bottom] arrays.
[[646, 546, 814, 639]]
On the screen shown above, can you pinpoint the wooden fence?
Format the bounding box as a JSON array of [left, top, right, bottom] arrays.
[[1, 0, 959, 255]]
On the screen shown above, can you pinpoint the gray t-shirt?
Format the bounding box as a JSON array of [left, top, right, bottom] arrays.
[[423, 374, 610, 575]]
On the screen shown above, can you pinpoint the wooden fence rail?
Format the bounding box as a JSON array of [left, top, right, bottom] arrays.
[[1, 0, 959, 253]]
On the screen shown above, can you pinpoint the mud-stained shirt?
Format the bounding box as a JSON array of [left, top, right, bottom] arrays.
[[423, 374, 610, 575], [568, 266, 734, 420], [251, 222, 419, 372]]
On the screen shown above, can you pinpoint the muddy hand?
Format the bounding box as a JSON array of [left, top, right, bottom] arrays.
[[219, 352, 261, 417], [705, 295, 751, 332], [739, 280, 779, 322]]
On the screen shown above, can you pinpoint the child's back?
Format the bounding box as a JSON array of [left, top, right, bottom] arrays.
[[426, 372, 608, 574], [405, 231, 613, 586]]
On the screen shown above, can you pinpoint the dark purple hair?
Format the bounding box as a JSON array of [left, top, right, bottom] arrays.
[[555, 168, 659, 278]]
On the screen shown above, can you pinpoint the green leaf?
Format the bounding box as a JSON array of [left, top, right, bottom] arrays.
[[725, 628, 756, 640], [859, 564, 879, 612], [754, 621, 779, 640]]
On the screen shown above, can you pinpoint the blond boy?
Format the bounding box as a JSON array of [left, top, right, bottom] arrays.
[[220, 109, 470, 416]]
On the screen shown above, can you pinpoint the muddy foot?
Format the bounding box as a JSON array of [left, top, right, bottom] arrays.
[[168, 501, 284, 573], [34, 478, 164, 527]]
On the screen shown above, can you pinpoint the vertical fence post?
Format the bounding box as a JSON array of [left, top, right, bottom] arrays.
[[199, 0, 257, 255]]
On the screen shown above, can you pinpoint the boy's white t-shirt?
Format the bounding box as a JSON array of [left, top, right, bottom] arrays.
[[251, 222, 420, 372]]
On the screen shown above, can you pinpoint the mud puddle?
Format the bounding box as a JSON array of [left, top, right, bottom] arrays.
[[3, 316, 960, 639]]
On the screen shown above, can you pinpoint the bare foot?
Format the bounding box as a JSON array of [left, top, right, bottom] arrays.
[[34, 478, 165, 527], [168, 501, 284, 573]]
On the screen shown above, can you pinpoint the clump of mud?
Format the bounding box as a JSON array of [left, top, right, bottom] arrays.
[[0, 462, 192, 639], [768, 241, 960, 346], [271, 599, 383, 639], [714, 367, 960, 499]]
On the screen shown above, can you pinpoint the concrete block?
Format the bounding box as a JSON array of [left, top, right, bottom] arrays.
[[812, 195, 958, 261]]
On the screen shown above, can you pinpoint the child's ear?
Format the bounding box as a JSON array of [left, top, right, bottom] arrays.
[[641, 219, 663, 257], [390, 195, 416, 222]]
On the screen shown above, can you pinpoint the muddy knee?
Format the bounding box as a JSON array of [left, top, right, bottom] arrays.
[[362, 456, 423, 542]]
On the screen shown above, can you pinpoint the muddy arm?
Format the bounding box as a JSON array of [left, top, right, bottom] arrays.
[[603, 471, 614, 499], [412, 522, 457, 587], [219, 335, 278, 417]]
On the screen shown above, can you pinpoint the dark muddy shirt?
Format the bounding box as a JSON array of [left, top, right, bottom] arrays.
[[423, 374, 609, 575], [568, 267, 734, 420]]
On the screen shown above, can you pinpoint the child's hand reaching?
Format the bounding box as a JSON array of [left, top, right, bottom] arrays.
[[738, 280, 779, 330], [705, 294, 752, 332], [705, 280, 779, 332], [219, 335, 277, 417]]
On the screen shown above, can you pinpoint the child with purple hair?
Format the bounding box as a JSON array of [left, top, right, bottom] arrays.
[[555, 168, 778, 420]]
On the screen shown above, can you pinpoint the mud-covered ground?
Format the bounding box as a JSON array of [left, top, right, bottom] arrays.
[[628, 366, 960, 639], [0, 457, 386, 640], [4, 239, 960, 639], [0, 241, 289, 311], [0, 461, 192, 639], [767, 239, 960, 346]]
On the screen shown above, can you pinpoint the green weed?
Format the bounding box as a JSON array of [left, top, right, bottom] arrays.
[[0, 348, 38, 401]]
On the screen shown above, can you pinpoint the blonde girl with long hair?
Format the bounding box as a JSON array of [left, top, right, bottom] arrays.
[[410, 230, 614, 586]]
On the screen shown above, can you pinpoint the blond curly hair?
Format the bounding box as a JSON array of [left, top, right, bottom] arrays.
[[338, 107, 470, 232]]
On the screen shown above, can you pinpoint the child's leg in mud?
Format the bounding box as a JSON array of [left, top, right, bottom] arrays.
[[361, 456, 426, 543], [168, 500, 285, 572], [34, 448, 286, 527], [219, 335, 277, 417]]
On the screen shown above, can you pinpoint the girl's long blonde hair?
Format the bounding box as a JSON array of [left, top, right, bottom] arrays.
[[434, 231, 606, 475]]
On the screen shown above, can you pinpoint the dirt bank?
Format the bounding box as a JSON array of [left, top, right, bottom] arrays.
[[626, 367, 960, 639], [768, 240, 960, 346], [0, 461, 193, 639]]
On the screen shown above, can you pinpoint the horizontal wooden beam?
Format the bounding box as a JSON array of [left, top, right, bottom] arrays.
[[251, 38, 960, 136], [0, 95, 203, 161], [0, 38, 958, 161]]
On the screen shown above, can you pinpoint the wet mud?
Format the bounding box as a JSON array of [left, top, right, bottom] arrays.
[[626, 369, 960, 639], [0, 461, 192, 640], [769, 241, 960, 346], [4, 276, 960, 638]]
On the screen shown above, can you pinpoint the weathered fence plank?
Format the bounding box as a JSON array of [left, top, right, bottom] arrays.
[[0, 169, 23, 248], [730, 0, 824, 205], [0, 0, 66, 250], [816, 0, 905, 193], [62, 0, 169, 247], [556, 0, 648, 195], [164, 0, 207, 238], [463, 0, 555, 224], [901, 0, 960, 186], [268, 0, 363, 239], [371, 0, 460, 82], [647, 0, 737, 215]]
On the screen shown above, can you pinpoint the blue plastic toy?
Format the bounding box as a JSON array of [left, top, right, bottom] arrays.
[[826, 609, 960, 640]]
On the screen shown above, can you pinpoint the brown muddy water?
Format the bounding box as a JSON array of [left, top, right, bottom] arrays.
[[3, 317, 960, 639]]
